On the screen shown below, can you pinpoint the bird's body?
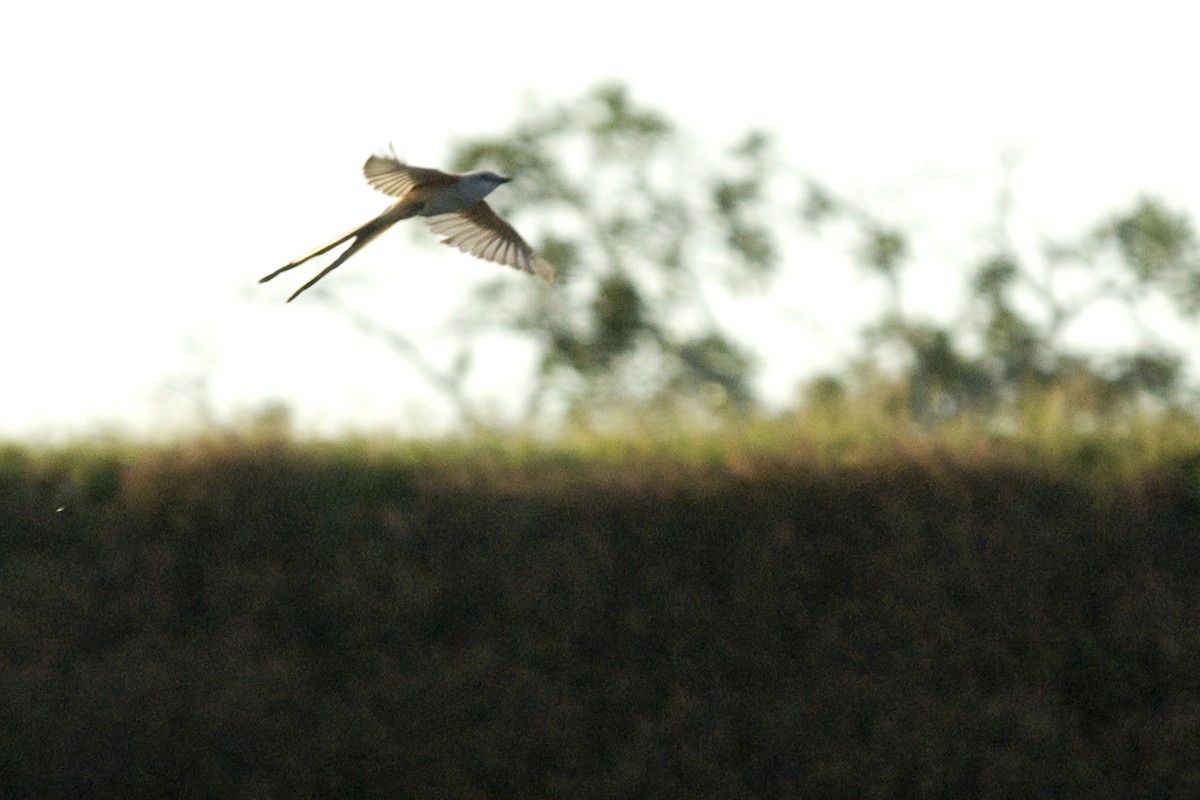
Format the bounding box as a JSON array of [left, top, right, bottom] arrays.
[[261, 154, 555, 302]]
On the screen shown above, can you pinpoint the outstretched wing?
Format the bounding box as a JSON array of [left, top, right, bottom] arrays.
[[362, 154, 454, 198], [426, 202, 556, 282]]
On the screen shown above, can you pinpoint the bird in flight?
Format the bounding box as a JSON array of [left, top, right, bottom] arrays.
[[261, 153, 556, 302]]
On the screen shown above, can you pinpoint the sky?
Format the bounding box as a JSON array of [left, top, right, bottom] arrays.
[[3, 0, 1198, 438]]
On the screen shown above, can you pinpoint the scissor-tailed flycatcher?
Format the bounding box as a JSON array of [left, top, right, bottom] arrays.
[[261, 154, 556, 302]]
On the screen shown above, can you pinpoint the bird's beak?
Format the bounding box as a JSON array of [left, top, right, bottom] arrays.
[[498, 175, 512, 184]]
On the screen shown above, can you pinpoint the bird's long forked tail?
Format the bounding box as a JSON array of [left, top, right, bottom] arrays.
[[260, 209, 407, 302]]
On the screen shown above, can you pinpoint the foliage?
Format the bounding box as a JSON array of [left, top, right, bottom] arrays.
[[445, 85, 776, 421], [807, 177, 1200, 421], [302, 84, 1200, 432], [3, 421, 1200, 797]]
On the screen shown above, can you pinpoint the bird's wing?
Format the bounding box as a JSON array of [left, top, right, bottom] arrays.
[[362, 154, 455, 198], [426, 202, 557, 282]]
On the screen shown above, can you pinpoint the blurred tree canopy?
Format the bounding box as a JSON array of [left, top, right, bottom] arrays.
[[805, 180, 1200, 422], [325, 83, 1200, 429], [443, 84, 780, 423]]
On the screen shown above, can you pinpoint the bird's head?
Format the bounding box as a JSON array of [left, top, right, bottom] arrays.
[[459, 170, 512, 202], [476, 170, 511, 186]]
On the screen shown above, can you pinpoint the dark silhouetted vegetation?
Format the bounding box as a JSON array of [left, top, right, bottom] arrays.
[[3, 420, 1200, 797]]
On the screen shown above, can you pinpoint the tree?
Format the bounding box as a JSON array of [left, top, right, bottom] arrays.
[[309, 84, 1200, 430], [443, 84, 781, 424], [803, 156, 1200, 421]]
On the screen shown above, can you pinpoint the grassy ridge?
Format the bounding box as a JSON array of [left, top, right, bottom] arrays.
[[2, 429, 1199, 798]]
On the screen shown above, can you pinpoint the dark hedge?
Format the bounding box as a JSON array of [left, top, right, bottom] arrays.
[[1, 441, 1198, 798]]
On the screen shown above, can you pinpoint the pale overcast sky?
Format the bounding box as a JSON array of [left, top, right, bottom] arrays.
[[2, 0, 1197, 438]]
